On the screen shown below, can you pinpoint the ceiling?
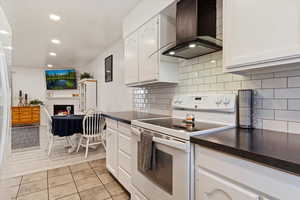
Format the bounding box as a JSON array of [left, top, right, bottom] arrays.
[[0, 0, 141, 68]]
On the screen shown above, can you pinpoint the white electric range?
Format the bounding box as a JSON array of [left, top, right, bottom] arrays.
[[131, 94, 237, 200]]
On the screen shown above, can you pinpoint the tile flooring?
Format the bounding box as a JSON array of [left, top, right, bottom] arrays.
[[6, 159, 130, 200]]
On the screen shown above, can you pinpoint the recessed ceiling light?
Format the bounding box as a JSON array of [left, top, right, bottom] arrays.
[[0, 30, 9, 35], [169, 51, 175, 55], [189, 43, 197, 48], [49, 52, 57, 56], [47, 64, 53, 68], [3, 46, 12, 50], [49, 14, 61, 21], [210, 60, 217, 63], [51, 39, 61, 44]]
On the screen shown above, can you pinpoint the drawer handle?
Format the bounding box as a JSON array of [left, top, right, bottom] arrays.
[[204, 189, 232, 200]]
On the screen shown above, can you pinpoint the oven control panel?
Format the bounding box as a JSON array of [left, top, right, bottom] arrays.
[[172, 94, 236, 112]]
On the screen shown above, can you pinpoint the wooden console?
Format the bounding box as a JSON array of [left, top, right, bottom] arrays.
[[12, 106, 40, 126]]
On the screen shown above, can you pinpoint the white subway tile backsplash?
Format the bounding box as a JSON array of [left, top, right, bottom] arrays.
[[242, 80, 262, 89], [217, 74, 233, 83], [251, 73, 274, 80], [262, 99, 287, 110], [288, 76, 300, 88], [275, 88, 300, 98], [288, 99, 300, 111], [275, 110, 300, 122], [262, 78, 287, 89], [288, 122, 300, 134], [274, 69, 300, 78], [263, 120, 287, 132], [254, 109, 274, 120], [254, 89, 274, 98]]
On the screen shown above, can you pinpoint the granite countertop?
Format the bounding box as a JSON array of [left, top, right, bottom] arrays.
[[191, 128, 300, 176], [102, 111, 169, 124]]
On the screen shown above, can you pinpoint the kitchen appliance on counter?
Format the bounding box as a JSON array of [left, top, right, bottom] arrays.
[[238, 89, 253, 128], [131, 94, 237, 200]]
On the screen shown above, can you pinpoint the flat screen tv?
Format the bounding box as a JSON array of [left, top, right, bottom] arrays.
[[45, 69, 77, 90]]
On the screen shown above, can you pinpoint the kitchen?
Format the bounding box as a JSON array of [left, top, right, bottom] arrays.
[[0, 0, 300, 200]]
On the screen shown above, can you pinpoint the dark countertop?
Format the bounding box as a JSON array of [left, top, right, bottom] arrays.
[[102, 111, 169, 124], [191, 128, 300, 176]]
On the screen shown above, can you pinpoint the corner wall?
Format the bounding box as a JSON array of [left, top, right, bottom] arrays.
[[84, 40, 133, 112]]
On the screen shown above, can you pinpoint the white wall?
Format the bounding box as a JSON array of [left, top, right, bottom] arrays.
[[85, 40, 133, 112]]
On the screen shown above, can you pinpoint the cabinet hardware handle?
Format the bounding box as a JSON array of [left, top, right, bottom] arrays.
[[204, 189, 232, 200]]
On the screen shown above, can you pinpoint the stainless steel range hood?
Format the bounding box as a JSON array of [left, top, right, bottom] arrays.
[[163, 0, 222, 59]]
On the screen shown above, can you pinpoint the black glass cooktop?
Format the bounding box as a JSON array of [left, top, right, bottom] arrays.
[[140, 118, 224, 132]]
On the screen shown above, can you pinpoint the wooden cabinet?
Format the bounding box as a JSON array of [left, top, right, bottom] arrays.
[[196, 168, 260, 200], [223, 0, 300, 72], [11, 106, 40, 126], [124, 14, 178, 86], [125, 32, 139, 84]]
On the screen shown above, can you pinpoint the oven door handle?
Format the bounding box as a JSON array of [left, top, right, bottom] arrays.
[[153, 137, 189, 152], [131, 127, 189, 152]]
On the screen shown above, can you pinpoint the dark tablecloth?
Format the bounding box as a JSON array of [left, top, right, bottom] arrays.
[[51, 115, 85, 137]]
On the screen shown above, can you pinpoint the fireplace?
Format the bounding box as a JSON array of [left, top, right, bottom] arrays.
[[53, 105, 74, 115]]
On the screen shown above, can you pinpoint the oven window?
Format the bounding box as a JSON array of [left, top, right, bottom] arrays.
[[138, 142, 173, 194]]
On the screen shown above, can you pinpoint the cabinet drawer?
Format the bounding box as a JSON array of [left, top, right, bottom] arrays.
[[105, 118, 118, 130], [118, 167, 132, 193], [118, 132, 131, 155], [118, 150, 131, 174], [197, 167, 260, 200], [118, 122, 131, 136]]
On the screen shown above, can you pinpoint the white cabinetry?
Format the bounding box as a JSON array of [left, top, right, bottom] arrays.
[[124, 32, 139, 84], [223, 0, 300, 72], [124, 14, 178, 86], [131, 186, 148, 200], [138, 16, 159, 82], [105, 118, 133, 193], [106, 126, 118, 177], [195, 145, 300, 200], [197, 168, 259, 200], [78, 79, 97, 113]]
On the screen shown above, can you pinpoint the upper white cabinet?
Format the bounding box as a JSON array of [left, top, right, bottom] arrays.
[[124, 32, 139, 84], [223, 0, 300, 72], [124, 14, 178, 87], [138, 17, 159, 82]]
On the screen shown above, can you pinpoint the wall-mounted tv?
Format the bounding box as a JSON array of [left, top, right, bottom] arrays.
[[45, 69, 77, 90]]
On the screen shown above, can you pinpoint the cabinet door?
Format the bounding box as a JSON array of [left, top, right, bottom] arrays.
[[106, 128, 118, 177], [138, 16, 159, 82], [124, 32, 139, 84], [131, 186, 148, 200], [223, 0, 300, 71], [196, 168, 260, 200]]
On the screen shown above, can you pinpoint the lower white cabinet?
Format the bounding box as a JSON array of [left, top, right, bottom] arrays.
[[195, 145, 300, 200], [106, 127, 118, 178], [131, 186, 148, 200], [196, 168, 260, 200], [105, 118, 133, 194]]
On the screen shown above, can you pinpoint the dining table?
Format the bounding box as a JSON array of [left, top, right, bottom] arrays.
[[51, 114, 106, 153]]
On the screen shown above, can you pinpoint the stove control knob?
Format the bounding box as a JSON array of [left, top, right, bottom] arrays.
[[215, 97, 222, 105], [223, 97, 230, 105]]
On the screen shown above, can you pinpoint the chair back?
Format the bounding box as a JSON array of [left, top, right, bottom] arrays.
[[42, 105, 52, 122], [83, 111, 105, 136]]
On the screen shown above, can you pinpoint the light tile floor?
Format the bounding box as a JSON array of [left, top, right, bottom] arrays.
[[5, 159, 130, 200]]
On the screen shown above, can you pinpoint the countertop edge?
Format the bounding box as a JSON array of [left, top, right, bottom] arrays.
[[101, 113, 131, 124], [191, 137, 300, 176]]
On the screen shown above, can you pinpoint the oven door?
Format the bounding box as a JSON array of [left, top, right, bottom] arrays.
[[131, 127, 190, 200]]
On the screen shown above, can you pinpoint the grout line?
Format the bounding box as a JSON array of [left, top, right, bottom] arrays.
[[69, 165, 81, 200], [16, 175, 23, 198], [47, 170, 49, 200]]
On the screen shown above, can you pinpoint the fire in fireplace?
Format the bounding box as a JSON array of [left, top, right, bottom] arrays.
[[53, 105, 74, 115]]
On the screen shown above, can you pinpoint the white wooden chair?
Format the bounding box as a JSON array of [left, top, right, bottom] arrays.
[[42, 105, 73, 156], [76, 110, 106, 159]]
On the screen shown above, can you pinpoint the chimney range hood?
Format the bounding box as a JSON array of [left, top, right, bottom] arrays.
[[163, 0, 222, 60]]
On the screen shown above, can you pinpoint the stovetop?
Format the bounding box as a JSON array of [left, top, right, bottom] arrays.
[[138, 118, 224, 133]]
